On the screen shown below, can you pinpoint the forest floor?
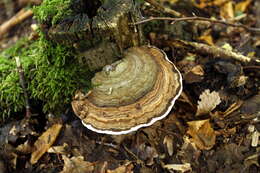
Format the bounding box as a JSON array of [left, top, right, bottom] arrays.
[[0, 0, 259, 173]]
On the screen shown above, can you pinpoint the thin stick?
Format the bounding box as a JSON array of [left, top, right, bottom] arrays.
[[133, 16, 260, 33], [0, 9, 33, 40], [15, 57, 31, 117], [168, 40, 260, 64]]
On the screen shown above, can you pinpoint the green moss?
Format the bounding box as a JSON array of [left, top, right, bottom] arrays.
[[33, 0, 72, 25], [0, 38, 31, 121], [1, 0, 98, 121], [0, 33, 92, 121], [27, 36, 92, 112], [0, 57, 23, 120]]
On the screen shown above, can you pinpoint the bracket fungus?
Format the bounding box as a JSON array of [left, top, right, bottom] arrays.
[[72, 46, 182, 135]]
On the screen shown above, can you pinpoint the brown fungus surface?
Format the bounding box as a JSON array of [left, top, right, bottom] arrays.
[[72, 46, 182, 135]]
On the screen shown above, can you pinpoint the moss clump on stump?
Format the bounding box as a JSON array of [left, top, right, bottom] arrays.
[[0, 0, 95, 122], [0, 34, 92, 121], [33, 0, 73, 25]]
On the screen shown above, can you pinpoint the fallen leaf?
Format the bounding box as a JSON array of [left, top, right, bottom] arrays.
[[30, 124, 62, 164], [220, 1, 234, 20], [187, 119, 216, 150], [213, 0, 228, 6], [160, 0, 179, 4], [16, 140, 34, 154], [48, 143, 70, 155], [9, 125, 17, 136], [211, 101, 243, 125], [244, 153, 260, 167], [184, 65, 205, 84], [216, 127, 236, 137], [138, 143, 158, 165], [235, 0, 252, 13], [107, 162, 134, 173], [177, 136, 201, 164], [163, 135, 174, 156], [61, 156, 94, 173], [11, 153, 18, 169], [196, 89, 221, 116], [164, 163, 191, 172], [198, 29, 214, 45], [251, 130, 259, 147]]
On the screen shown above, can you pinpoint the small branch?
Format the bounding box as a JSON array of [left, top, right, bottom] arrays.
[[144, 0, 181, 17], [15, 57, 31, 118], [0, 8, 33, 40], [168, 40, 260, 64], [133, 16, 260, 33]]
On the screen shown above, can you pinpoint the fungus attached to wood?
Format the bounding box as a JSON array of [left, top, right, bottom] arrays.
[[72, 46, 182, 135]]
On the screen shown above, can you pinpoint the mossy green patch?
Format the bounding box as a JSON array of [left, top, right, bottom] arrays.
[[0, 33, 92, 121], [33, 0, 73, 25]]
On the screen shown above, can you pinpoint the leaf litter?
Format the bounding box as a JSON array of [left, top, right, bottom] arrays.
[[0, 0, 260, 172]]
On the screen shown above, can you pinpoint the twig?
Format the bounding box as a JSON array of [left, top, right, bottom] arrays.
[[0, 8, 33, 40], [133, 16, 260, 33], [243, 65, 260, 69], [15, 57, 31, 117], [144, 0, 181, 17], [168, 40, 260, 64]]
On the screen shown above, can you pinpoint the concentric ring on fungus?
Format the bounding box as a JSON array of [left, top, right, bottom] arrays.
[[72, 46, 182, 135]]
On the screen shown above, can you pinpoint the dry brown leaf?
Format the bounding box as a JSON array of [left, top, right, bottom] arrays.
[[48, 143, 70, 155], [164, 163, 191, 172], [198, 35, 214, 45], [159, 0, 179, 4], [137, 143, 158, 165], [10, 153, 18, 169], [30, 124, 62, 164], [16, 140, 34, 154], [190, 65, 204, 76], [196, 89, 221, 116], [192, 0, 227, 8], [254, 37, 260, 47], [212, 101, 242, 119], [235, 0, 252, 13], [244, 153, 260, 167], [198, 29, 214, 45], [213, 0, 228, 6], [216, 127, 236, 137], [251, 131, 259, 147], [163, 135, 174, 156], [61, 156, 94, 173], [107, 162, 134, 173], [184, 65, 205, 84], [187, 119, 216, 150], [220, 1, 234, 20]]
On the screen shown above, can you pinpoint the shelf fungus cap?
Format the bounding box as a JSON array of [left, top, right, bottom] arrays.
[[72, 46, 182, 135]]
